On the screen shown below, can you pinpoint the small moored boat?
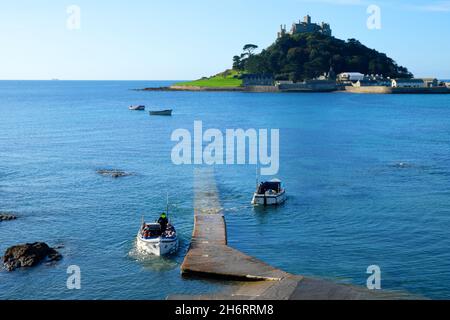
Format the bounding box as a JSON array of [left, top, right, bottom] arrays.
[[252, 179, 286, 206], [149, 109, 172, 116], [129, 105, 146, 111]]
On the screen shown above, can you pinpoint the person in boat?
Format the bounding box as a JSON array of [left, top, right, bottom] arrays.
[[142, 225, 150, 239], [158, 213, 169, 233]]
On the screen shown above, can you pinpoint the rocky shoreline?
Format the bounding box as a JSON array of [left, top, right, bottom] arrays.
[[138, 85, 244, 92]]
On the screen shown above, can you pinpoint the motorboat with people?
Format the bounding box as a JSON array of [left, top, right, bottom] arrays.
[[252, 179, 286, 206], [149, 109, 172, 116], [137, 213, 178, 256], [129, 105, 146, 111], [136, 219, 178, 256], [136, 197, 178, 256]]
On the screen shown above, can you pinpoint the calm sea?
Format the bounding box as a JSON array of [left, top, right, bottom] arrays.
[[0, 81, 449, 299]]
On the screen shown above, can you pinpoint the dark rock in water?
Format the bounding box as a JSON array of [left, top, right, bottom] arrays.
[[0, 213, 17, 222], [3, 242, 62, 272], [393, 162, 412, 169], [97, 169, 132, 178]]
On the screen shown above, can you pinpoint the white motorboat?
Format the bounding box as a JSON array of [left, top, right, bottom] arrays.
[[129, 105, 146, 111], [252, 179, 286, 206], [136, 197, 178, 256], [136, 222, 178, 256]]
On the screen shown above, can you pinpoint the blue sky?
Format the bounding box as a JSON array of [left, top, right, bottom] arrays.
[[0, 0, 449, 80]]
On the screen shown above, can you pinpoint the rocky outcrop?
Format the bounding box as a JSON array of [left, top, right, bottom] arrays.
[[137, 86, 244, 92], [168, 85, 244, 92], [97, 169, 132, 178], [0, 213, 17, 222], [3, 242, 62, 271]]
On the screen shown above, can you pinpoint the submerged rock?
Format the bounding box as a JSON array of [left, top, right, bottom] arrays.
[[97, 169, 132, 178], [0, 213, 17, 222], [3, 242, 62, 272], [393, 162, 413, 169]]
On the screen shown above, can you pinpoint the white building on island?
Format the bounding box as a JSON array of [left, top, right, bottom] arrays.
[[337, 72, 365, 82]]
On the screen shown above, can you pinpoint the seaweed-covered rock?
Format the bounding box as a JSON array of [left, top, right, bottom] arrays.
[[3, 242, 62, 271], [97, 169, 132, 178]]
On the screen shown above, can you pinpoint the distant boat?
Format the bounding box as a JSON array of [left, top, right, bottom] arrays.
[[149, 109, 172, 116], [129, 105, 145, 111], [252, 179, 286, 206]]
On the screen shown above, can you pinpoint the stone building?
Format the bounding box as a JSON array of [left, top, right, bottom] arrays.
[[278, 15, 332, 38], [242, 74, 274, 86], [421, 78, 438, 88]]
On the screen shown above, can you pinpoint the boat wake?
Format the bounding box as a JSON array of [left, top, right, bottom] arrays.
[[128, 240, 178, 272]]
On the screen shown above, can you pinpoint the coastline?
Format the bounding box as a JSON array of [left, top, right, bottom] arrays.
[[138, 85, 244, 92], [138, 84, 450, 94], [345, 86, 450, 94]]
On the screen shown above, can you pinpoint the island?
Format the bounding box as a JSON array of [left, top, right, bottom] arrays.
[[142, 15, 450, 94]]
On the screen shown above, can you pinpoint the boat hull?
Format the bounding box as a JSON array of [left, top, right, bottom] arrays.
[[252, 190, 286, 206], [129, 105, 145, 111], [149, 109, 172, 116], [136, 235, 178, 256]]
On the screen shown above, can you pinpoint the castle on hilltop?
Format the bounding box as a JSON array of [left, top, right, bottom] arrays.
[[278, 15, 332, 38]]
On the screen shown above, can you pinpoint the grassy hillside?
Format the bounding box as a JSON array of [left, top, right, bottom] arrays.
[[174, 70, 243, 87]]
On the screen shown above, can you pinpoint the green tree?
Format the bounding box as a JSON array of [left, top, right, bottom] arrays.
[[232, 33, 412, 80], [232, 55, 242, 70], [243, 44, 258, 57]]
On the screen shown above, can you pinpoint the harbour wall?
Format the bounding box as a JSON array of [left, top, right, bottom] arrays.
[[345, 86, 393, 94], [244, 85, 280, 93], [345, 86, 450, 94]]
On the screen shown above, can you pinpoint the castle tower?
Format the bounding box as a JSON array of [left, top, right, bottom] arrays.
[[278, 24, 287, 38], [304, 15, 311, 24], [281, 15, 332, 37], [320, 22, 332, 36]]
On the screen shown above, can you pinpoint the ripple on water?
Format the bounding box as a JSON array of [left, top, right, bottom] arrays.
[[128, 242, 179, 272]]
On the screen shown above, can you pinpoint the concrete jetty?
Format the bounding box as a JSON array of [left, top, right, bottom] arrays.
[[170, 168, 410, 300], [181, 168, 287, 281]]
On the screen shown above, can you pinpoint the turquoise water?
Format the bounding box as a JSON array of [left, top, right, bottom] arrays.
[[1, 81, 449, 299]]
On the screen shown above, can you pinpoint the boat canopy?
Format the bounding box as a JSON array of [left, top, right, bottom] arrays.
[[257, 181, 281, 194], [145, 223, 162, 232]]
